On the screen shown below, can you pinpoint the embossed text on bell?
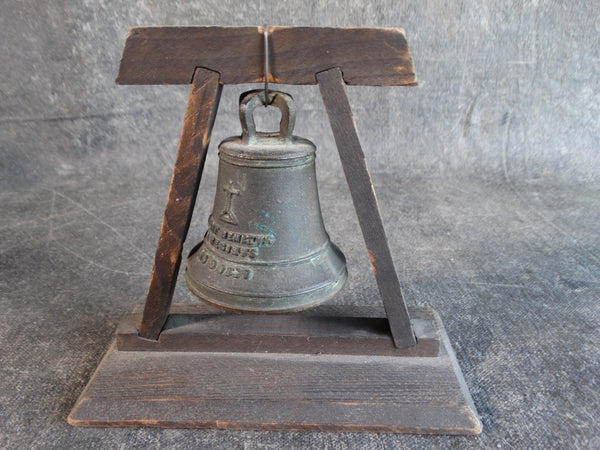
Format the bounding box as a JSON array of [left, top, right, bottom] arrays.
[[185, 90, 348, 313]]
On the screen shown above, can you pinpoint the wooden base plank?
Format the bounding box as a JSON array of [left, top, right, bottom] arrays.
[[117, 304, 439, 357], [68, 305, 481, 434]]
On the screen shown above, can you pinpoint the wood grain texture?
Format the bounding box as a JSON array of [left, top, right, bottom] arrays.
[[317, 67, 416, 348], [138, 68, 222, 340], [116, 26, 417, 86], [68, 308, 481, 434], [118, 305, 440, 356]]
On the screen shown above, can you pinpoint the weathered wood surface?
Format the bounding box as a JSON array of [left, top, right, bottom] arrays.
[[118, 305, 440, 356], [116, 26, 417, 86], [138, 68, 222, 340], [68, 308, 481, 434], [317, 67, 416, 348]]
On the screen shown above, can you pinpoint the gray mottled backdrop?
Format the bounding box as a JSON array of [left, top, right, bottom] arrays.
[[2, 0, 599, 189], [1, 1, 599, 449]]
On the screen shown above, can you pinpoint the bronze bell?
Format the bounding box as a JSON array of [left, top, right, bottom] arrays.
[[185, 89, 347, 313]]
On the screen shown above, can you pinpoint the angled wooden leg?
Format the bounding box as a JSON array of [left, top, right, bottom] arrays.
[[317, 67, 416, 348], [138, 67, 222, 340]]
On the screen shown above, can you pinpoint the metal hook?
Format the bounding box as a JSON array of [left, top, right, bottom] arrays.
[[263, 24, 270, 106]]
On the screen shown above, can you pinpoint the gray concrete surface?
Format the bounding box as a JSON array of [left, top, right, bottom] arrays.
[[1, 0, 599, 448]]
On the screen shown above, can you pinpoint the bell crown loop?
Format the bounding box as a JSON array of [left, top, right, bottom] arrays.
[[240, 90, 296, 145]]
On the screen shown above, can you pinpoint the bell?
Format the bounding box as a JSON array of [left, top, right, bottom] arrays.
[[185, 89, 347, 313]]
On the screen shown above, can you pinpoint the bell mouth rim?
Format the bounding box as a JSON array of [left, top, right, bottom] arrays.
[[185, 266, 347, 314]]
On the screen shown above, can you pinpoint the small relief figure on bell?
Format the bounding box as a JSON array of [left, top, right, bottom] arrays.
[[219, 180, 240, 225], [185, 89, 347, 313]]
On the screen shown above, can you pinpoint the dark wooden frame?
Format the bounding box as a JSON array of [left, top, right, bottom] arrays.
[[119, 26, 418, 347], [69, 27, 483, 434]]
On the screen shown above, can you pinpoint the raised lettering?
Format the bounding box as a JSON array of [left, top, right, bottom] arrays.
[[196, 251, 253, 281]]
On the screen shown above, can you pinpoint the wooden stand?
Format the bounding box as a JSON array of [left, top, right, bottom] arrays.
[[69, 26, 481, 434], [69, 304, 481, 433]]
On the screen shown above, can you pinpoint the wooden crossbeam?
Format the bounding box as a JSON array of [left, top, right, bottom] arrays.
[[116, 26, 417, 86]]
